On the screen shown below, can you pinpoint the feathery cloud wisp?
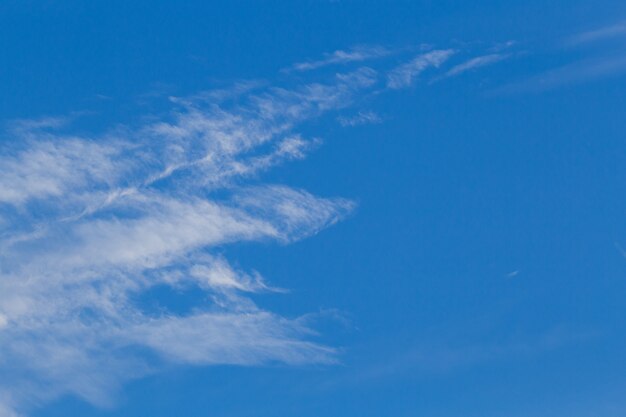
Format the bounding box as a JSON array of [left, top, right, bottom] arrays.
[[337, 111, 382, 127], [443, 53, 509, 78], [0, 41, 509, 416], [387, 49, 455, 89], [287, 46, 390, 72], [0, 68, 374, 417]]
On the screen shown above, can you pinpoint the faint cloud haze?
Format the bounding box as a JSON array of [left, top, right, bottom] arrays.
[[566, 20, 626, 46]]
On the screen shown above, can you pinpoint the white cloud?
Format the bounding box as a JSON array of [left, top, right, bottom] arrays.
[[566, 21, 626, 46], [387, 49, 455, 89], [288, 46, 390, 72], [125, 312, 337, 366], [337, 110, 382, 127], [0, 139, 122, 206], [0, 69, 375, 416], [190, 258, 269, 292], [0, 41, 506, 416], [443, 53, 509, 78]]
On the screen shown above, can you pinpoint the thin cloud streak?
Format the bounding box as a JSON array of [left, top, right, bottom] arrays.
[[566, 21, 626, 46], [286, 46, 391, 72], [386, 49, 455, 89], [337, 110, 382, 127], [492, 53, 626, 94], [443, 53, 509, 78]]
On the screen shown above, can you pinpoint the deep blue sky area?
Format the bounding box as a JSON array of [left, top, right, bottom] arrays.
[[1, 2, 626, 417]]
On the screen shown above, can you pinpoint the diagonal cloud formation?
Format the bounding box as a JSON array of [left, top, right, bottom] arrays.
[[387, 49, 455, 89], [566, 20, 626, 46], [442, 53, 509, 78], [0, 68, 378, 416], [286, 46, 391, 72], [0, 41, 510, 415]]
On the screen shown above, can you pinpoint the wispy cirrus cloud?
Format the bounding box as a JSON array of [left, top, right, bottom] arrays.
[[286, 46, 390, 72], [0, 68, 373, 417], [337, 110, 382, 127], [490, 20, 626, 94], [386, 49, 455, 89], [442, 53, 509, 78], [493, 53, 626, 94], [0, 41, 506, 416], [566, 20, 626, 46]]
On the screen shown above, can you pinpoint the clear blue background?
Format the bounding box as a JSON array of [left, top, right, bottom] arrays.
[[2, 1, 626, 416]]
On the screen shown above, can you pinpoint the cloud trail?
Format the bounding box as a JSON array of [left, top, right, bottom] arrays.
[[493, 54, 626, 94], [566, 20, 626, 46], [443, 53, 509, 78]]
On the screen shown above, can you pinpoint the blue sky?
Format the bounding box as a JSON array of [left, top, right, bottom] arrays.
[[1, 1, 626, 416]]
